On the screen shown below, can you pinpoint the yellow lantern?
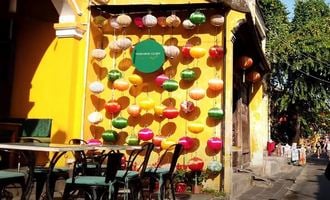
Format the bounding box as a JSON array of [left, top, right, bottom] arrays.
[[128, 74, 143, 86], [161, 138, 176, 149], [188, 122, 204, 134], [189, 46, 206, 59], [138, 97, 155, 111], [154, 104, 166, 116], [189, 87, 206, 100]]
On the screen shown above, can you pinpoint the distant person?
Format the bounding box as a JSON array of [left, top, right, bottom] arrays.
[[325, 139, 330, 160], [316, 140, 321, 159]]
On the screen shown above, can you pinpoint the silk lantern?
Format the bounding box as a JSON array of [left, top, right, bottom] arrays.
[[105, 100, 121, 114], [109, 41, 122, 52], [246, 71, 261, 83], [108, 69, 122, 82], [128, 74, 143, 86], [113, 78, 129, 91], [209, 45, 224, 59], [116, 37, 132, 50], [161, 138, 176, 149], [188, 157, 204, 171], [112, 117, 128, 129], [89, 81, 104, 94], [163, 107, 179, 119], [157, 16, 167, 28], [138, 97, 155, 110], [102, 130, 118, 143], [207, 160, 222, 174], [138, 128, 154, 141], [208, 78, 224, 91], [87, 111, 103, 124], [134, 17, 144, 28], [93, 15, 107, 27], [187, 122, 204, 134], [210, 14, 224, 27], [178, 136, 194, 150], [155, 74, 169, 87], [142, 14, 157, 28], [152, 135, 165, 147], [207, 137, 223, 151], [154, 104, 166, 116], [239, 56, 253, 69], [189, 46, 206, 59], [126, 134, 140, 145], [91, 49, 106, 60], [162, 79, 179, 92], [189, 11, 206, 25], [181, 68, 196, 81], [180, 100, 195, 113], [189, 87, 206, 100], [182, 19, 196, 29], [181, 44, 193, 58], [164, 45, 180, 59], [110, 18, 122, 29], [116, 14, 132, 28], [208, 107, 224, 120], [87, 138, 102, 146], [165, 14, 181, 28], [127, 104, 141, 117]]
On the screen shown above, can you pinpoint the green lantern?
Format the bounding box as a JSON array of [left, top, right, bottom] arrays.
[[208, 107, 224, 120], [102, 130, 118, 142], [181, 68, 196, 81], [126, 135, 140, 145], [112, 117, 128, 129], [108, 69, 122, 82], [162, 79, 179, 92], [189, 10, 206, 25]]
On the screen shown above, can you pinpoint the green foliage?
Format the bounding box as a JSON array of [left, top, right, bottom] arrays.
[[259, 0, 330, 143]]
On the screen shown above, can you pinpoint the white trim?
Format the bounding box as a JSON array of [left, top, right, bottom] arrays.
[[54, 27, 85, 39]]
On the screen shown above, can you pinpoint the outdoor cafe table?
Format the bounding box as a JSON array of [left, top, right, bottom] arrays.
[[0, 142, 141, 200]]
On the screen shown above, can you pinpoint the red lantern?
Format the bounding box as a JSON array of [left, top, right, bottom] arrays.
[[181, 44, 193, 58], [138, 128, 154, 141], [188, 157, 204, 171], [155, 74, 169, 87], [209, 45, 224, 59], [239, 56, 253, 69], [207, 137, 223, 151], [105, 100, 121, 114], [134, 17, 144, 28], [246, 71, 261, 83], [178, 136, 194, 150], [163, 107, 179, 119], [152, 135, 165, 147]]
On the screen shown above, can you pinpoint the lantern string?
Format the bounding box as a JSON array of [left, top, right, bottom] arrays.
[[214, 26, 218, 45]]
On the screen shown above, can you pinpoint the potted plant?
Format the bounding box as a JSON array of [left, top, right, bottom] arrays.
[[187, 170, 208, 194], [174, 165, 188, 193]]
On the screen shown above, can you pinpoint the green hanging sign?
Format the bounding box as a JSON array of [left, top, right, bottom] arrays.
[[131, 39, 165, 73]]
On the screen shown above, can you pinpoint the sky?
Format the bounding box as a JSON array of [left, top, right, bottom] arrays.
[[281, 0, 330, 19]]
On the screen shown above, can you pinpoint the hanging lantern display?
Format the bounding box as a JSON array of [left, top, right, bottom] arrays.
[[208, 78, 224, 91], [207, 137, 223, 151], [162, 79, 179, 92], [113, 78, 129, 91], [153, 135, 165, 147], [116, 14, 132, 28], [134, 17, 144, 28], [182, 19, 196, 29], [246, 71, 261, 83], [154, 104, 166, 116], [209, 45, 224, 59], [142, 14, 157, 28], [207, 160, 222, 174], [208, 107, 224, 120], [181, 68, 196, 81], [109, 41, 122, 52], [89, 81, 105, 94], [165, 14, 181, 28], [116, 37, 132, 50], [87, 111, 103, 124], [155, 74, 169, 87], [187, 122, 204, 134], [102, 130, 118, 143], [91, 49, 106, 60], [112, 117, 128, 129], [180, 100, 195, 113], [178, 136, 194, 150], [181, 44, 193, 58], [157, 16, 167, 28], [161, 138, 176, 149], [164, 45, 180, 59], [189, 87, 206, 100], [93, 15, 107, 27], [105, 100, 121, 114], [239, 56, 253, 69], [188, 157, 204, 171], [87, 138, 102, 146], [189, 46, 206, 59], [110, 18, 122, 30], [108, 69, 122, 82], [126, 134, 140, 145], [163, 107, 179, 119], [128, 74, 143, 86], [138, 97, 155, 111], [210, 14, 224, 27], [127, 104, 141, 117], [138, 128, 154, 141], [189, 10, 206, 25]]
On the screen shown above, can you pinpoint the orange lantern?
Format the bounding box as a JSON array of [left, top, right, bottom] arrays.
[[113, 78, 129, 91], [208, 78, 224, 91], [127, 104, 141, 117], [189, 87, 206, 100], [154, 104, 166, 116], [246, 71, 261, 83]]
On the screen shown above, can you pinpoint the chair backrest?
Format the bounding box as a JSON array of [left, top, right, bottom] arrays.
[[68, 138, 87, 145], [126, 142, 154, 176], [154, 143, 183, 176], [105, 152, 124, 183]]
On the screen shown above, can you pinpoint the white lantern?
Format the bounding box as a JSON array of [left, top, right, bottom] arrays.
[[142, 14, 157, 28], [210, 14, 225, 27], [91, 49, 106, 60], [88, 111, 103, 124], [116, 37, 132, 50], [164, 45, 180, 59], [116, 14, 132, 28], [182, 19, 196, 29], [89, 81, 105, 94]]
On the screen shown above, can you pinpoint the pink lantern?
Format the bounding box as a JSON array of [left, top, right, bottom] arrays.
[[87, 138, 102, 146], [178, 136, 194, 150], [163, 107, 179, 119], [207, 137, 223, 151], [138, 128, 154, 141], [180, 100, 195, 113], [155, 74, 169, 87]]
